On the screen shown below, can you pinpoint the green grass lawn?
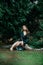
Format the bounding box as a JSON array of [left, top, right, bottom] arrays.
[[0, 50, 43, 65]]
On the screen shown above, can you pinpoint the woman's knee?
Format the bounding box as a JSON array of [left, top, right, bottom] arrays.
[[20, 41, 24, 46], [15, 41, 21, 46]]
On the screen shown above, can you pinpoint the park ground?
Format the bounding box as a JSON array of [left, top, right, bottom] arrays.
[[0, 49, 43, 65]]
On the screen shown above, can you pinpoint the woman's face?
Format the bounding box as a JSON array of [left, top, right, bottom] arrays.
[[22, 25, 27, 35], [22, 25, 27, 30]]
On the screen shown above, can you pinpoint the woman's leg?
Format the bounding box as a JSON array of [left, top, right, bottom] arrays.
[[10, 41, 20, 51], [25, 44, 43, 50], [24, 44, 33, 50], [10, 41, 24, 51]]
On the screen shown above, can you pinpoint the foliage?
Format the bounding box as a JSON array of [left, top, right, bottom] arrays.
[[0, 0, 43, 48]]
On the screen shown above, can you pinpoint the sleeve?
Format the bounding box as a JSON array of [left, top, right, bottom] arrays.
[[20, 31, 24, 41]]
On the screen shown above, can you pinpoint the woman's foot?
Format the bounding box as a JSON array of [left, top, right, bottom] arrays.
[[10, 48, 13, 51]]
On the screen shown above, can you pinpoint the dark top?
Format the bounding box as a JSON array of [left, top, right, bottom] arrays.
[[19, 31, 29, 44]]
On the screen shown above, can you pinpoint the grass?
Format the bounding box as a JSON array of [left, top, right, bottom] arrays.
[[0, 49, 43, 65]]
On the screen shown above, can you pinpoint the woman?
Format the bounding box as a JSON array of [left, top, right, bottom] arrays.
[[10, 25, 32, 51]]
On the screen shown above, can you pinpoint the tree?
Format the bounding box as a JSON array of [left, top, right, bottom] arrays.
[[0, 0, 43, 48]]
